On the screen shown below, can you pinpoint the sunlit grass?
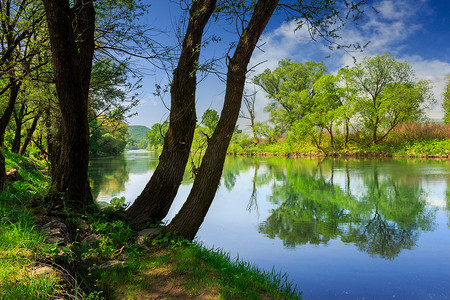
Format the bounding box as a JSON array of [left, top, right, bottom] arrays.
[[0, 151, 60, 300], [96, 234, 302, 300], [0, 203, 60, 300]]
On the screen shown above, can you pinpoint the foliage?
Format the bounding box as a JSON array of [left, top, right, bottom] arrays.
[[201, 109, 219, 131], [247, 54, 438, 155], [127, 125, 150, 149], [289, 74, 343, 154], [254, 59, 327, 132], [253, 121, 282, 143], [346, 53, 434, 144], [90, 58, 140, 123], [400, 139, 450, 156], [145, 122, 169, 150], [90, 115, 129, 156]]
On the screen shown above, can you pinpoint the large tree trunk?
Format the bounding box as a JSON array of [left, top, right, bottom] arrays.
[[0, 79, 21, 192], [167, 0, 279, 240], [126, 0, 217, 227], [43, 0, 95, 205]]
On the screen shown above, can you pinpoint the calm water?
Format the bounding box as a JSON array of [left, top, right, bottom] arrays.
[[89, 150, 450, 299]]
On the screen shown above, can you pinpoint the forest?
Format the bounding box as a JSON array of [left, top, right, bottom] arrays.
[[1, 0, 449, 299]]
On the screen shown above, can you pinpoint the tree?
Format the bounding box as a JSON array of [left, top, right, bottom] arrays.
[[290, 74, 343, 153], [201, 109, 219, 131], [335, 67, 360, 149], [347, 53, 434, 145], [42, 0, 96, 205], [130, 0, 369, 236], [443, 75, 450, 124], [240, 90, 258, 142], [254, 121, 281, 143], [10, 81, 46, 154], [126, 0, 217, 226], [0, 0, 46, 191], [89, 58, 140, 137], [146, 122, 169, 150], [254, 59, 327, 132], [167, 0, 280, 239]]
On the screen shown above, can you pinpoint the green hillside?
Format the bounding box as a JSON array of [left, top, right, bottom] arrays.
[[127, 125, 150, 149]]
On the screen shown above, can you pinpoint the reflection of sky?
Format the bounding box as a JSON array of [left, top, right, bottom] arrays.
[[92, 153, 450, 299]]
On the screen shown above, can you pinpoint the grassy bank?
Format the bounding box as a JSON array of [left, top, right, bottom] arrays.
[[0, 150, 57, 299], [230, 138, 450, 158], [227, 122, 450, 158], [0, 150, 302, 299]]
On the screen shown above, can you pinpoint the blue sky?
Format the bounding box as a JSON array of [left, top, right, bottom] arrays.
[[128, 0, 450, 128]]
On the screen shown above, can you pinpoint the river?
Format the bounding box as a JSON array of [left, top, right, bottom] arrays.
[[89, 150, 450, 299]]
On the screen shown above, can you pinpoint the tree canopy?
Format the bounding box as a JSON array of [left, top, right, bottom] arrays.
[[254, 59, 327, 133]]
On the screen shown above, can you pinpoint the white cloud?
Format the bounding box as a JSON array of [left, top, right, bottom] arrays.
[[377, 0, 419, 20], [405, 56, 450, 119]]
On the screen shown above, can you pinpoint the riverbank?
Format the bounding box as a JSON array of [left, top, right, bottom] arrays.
[[0, 150, 301, 299], [226, 138, 450, 159]]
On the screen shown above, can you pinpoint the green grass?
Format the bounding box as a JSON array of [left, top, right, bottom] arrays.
[[96, 234, 302, 299], [181, 242, 302, 299], [0, 152, 59, 299]]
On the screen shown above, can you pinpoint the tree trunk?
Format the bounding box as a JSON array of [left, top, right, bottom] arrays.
[[11, 103, 26, 153], [126, 0, 217, 227], [0, 149, 4, 192], [167, 0, 279, 240], [43, 0, 95, 205], [19, 112, 40, 156], [0, 79, 21, 192]]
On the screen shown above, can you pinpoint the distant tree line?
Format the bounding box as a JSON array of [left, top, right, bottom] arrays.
[[249, 54, 436, 154]]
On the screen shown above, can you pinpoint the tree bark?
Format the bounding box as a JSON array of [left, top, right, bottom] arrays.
[[0, 79, 21, 192], [19, 112, 41, 156], [11, 103, 26, 153], [126, 0, 217, 227], [43, 0, 95, 205], [0, 149, 5, 192], [167, 0, 279, 240]]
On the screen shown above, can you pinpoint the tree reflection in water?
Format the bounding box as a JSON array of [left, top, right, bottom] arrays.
[[88, 151, 159, 202], [257, 159, 437, 259]]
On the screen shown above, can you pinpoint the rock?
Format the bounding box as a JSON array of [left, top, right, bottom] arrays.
[[81, 233, 103, 247], [41, 218, 71, 246], [6, 168, 22, 182], [97, 260, 125, 270], [30, 265, 55, 276], [77, 219, 91, 233], [136, 227, 163, 245]]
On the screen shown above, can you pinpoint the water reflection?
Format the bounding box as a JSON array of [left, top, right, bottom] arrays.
[[88, 151, 159, 203], [253, 158, 437, 259], [89, 153, 129, 201]]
